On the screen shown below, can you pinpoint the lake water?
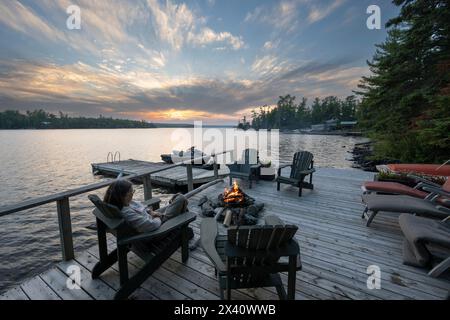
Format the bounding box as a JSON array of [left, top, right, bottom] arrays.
[[0, 128, 367, 291]]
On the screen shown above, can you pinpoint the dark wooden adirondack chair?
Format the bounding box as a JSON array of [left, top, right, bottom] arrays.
[[227, 148, 261, 188], [276, 151, 315, 197], [88, 194, 196, 300], [200, 215, 302, 300]]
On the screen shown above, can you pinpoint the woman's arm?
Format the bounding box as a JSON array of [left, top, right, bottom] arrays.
[[121, 206, 162, 233]]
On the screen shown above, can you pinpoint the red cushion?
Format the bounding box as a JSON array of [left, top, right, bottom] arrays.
[[363, 181, 450, 208], [363, 181, 427, 198]]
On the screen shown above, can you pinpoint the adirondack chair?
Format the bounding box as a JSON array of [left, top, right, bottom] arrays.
[[200, 214, 302, 300], [227, 148, 261, 188], [276, 151, 315, 197], [88, 194, 196, 300]]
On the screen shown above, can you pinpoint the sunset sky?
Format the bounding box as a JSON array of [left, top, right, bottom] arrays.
[[0, 0, 399, 124]]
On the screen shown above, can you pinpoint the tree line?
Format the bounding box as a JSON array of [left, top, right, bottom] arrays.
[[247, 0, 449, 164], [356, 0, 449, 164], [247, 94, 358, 130], [0, 109, 156, 129]]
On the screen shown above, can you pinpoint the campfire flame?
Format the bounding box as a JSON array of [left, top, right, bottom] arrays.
[[223, 181, 244, 204]]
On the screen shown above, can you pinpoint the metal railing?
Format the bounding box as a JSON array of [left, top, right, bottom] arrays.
[[0, 149, 232, 261]]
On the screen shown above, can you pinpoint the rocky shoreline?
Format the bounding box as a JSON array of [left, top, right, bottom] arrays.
[[348, 141, 400, 172]]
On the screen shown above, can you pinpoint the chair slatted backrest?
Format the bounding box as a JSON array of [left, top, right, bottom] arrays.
[[241, 148, 259, 165], [227, 224, 298, 285], [88, 194, 125, 230], [227, 224, 298, 259], [290, 151, 313, 180]]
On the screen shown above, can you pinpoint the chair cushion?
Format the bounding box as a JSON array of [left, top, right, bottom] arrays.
[[362, 194, 448, 219], [363, 181, 427, 198]]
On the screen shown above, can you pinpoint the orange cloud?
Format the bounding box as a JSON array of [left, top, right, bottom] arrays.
[[119, 109, 238, 121]]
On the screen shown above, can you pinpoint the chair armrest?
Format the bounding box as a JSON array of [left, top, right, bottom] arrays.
[[298, 168, 315, 175], [200, 218, 226, 273], [118, 212, 196, 246], [422, 186, 450, 199], [277, 164, 291, 175], [250, 164, 261, 169], [264, 214, 285, 226], [407, 174, 443, 189], [225, 240, 300, 258], [142, 197, 161, 209], [436, 205, 450, 216]]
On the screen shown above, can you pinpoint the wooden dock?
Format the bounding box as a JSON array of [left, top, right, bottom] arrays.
[[1, 168, 449, 300], [91, 159, 230, 188]]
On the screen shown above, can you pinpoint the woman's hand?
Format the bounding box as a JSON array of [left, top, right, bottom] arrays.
[[149, 209, 162, 219]]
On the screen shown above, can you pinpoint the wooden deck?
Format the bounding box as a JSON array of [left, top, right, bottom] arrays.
[[91, 159, 229, 188], [2, 167, 449, 300]]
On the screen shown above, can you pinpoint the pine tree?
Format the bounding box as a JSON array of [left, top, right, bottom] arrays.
[[356, 0, 450, 163]]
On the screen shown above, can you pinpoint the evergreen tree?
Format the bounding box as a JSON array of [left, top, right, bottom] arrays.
[[356, 0, 450, 163]]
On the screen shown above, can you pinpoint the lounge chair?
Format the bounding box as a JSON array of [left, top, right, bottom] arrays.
[[227, 148, 261, 188], [276, 151, 315, 197], [362, 175, 450, 207], [399, 214, 450, 277], [361, 193, 450, 227], [88, 194, 196, 300], [200, 214, 302, 300]]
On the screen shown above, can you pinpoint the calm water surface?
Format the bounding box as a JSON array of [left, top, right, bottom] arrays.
[[0, 128, 366, 291]]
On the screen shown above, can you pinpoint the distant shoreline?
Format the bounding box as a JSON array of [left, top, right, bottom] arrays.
[[0, 125, 237, 130]]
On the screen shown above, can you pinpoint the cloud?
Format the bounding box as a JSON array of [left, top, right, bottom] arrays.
[[0, 56, 367, 121], [251, 55, 291, 78], [245, 1, 299, 32], [147, 0, 244, 51], [307, 0, 346, 24], [244, 0, 346, 31], [0, 1, 65, 42], [0, 0, 365, 123]]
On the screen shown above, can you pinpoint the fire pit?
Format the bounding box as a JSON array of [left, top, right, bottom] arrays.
[[218, 181, 255, 208], [198, 181, 264, 227]]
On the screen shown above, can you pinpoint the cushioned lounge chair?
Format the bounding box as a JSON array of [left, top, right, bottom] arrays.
[[399, 214, 450, 278], [362, 176, 450, 207], [361, 193, 450, 227]]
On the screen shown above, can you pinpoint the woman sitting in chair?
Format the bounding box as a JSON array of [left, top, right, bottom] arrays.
[[104, 179, 188, 233]]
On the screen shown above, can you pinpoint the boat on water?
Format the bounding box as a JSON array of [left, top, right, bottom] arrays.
[[376, 163, 450, 177], [161, 146, 212, 165]]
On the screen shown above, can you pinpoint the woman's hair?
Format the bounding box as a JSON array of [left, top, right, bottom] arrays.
[[103, 179, 133, 210]]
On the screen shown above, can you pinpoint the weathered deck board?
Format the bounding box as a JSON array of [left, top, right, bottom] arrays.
[[91, 159, 229, 188], [1, 168, 449, 300]]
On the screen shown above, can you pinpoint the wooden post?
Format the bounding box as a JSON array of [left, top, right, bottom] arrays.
[[186, 164, 194, 192], [143, 174, 152, 200], [213, 155, 219, 179], [56, 197, 74, 261]]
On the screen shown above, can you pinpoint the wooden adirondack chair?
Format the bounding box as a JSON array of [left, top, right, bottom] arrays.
[[88, 194, 196, 300], [227, 148, 261, 188], [200, 215, 302, 300], [276, 151, 315, 197]]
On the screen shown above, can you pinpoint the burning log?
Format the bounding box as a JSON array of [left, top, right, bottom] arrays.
[[219, 181, 255, 207], [198, 181, 264, 226]]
